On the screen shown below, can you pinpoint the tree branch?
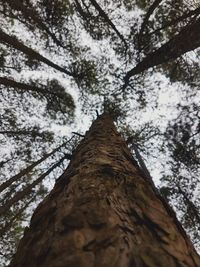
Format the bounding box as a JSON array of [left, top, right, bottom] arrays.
[[89, 0, 128, 48], [0, 28, 77, 77], [0, 155, 67, 216], [0, 138, 73, 193], [138, 0, 163, 43], [123, 17, 200, 87]]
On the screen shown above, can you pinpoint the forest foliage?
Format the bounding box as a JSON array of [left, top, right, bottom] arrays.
[[0, 0, 200, 264]]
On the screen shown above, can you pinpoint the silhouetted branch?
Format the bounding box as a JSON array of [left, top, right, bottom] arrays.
[[0, 28, 77, 77], [123, 17, 200, 87], [72, 132, 85, 137], [0, 138, 74, 193], [138, 0, 163, 47], [0, 77, 68, 99], [0, 155, 68, 215], [89, 0, 128, 49]]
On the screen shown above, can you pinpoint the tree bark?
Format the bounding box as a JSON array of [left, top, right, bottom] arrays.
[[9, 114, 200, 267]]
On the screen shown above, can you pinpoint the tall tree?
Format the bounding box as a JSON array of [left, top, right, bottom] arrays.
[[0, 28, 77, 77], [9, 114, 200, 267], [1, 0, 200, 263], [124, 16, 200, 86], [0, 0, 67, 48]]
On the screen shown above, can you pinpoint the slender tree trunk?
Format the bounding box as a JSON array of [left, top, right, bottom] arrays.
[[0, 77, 63, 98], [0, 29, 75, 77], [2, 0, 65, 48], [0, 77, 74, 111], [0, 156, 67, 216], [138, 0, 163, 41], [124, 17, 200, 85], [9, 114, 200, 267], [0, 139, 71, 193], [89, 0, 127, 48]]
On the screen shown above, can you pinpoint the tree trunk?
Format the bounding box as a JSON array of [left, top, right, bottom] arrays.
[[124, 17, 200, 84], [0, 156, 67, 216], [2, 0, 65, 48], [89, 0, 127, 47], [9, 114, 200, 267], [138, 0, 163, 43], [0, 28, 75, 77], [0, 77, 65, 99], [0, 140, 71, 194]]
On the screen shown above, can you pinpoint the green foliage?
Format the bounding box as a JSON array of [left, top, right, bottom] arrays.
[[0, 47, 6, 68], [38, 0, 73, 27], [162, 57, 200, 84], [136, 0, 148, 9], [45, 79, 75, 123], [71, 59, 99, 94]]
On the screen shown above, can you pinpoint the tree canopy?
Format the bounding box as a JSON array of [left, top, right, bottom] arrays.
[[0, 0, 199, 264]]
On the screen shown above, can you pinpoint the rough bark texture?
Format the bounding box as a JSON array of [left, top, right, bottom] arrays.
[[9, 115, 200, 267]]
